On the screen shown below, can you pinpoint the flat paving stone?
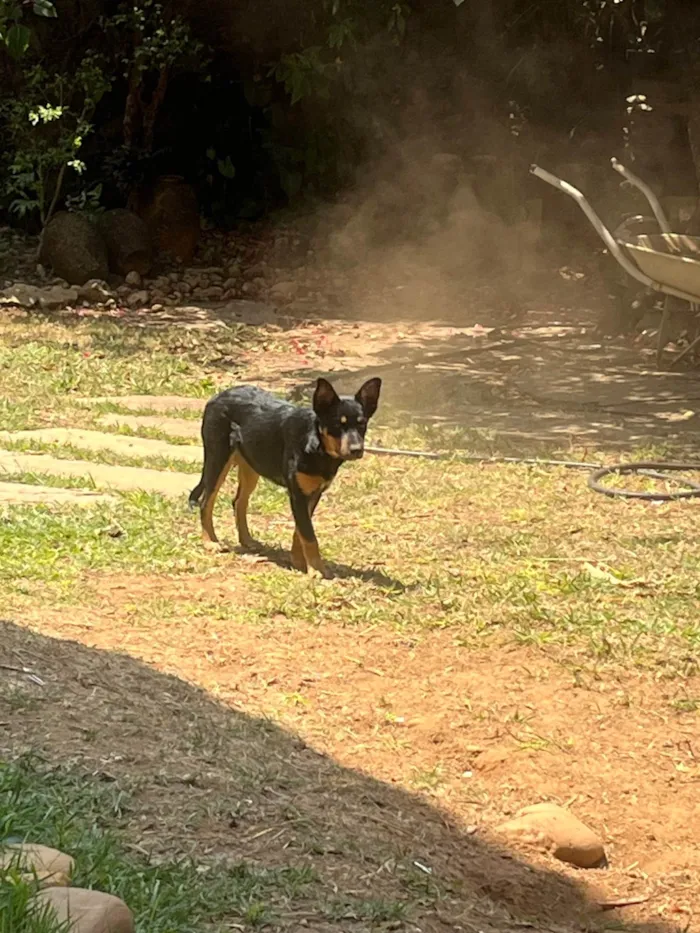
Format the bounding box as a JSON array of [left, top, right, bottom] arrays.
[[0, 450, 195, 496], [97, 413, 200, 440], [0, 429, 202, 464], [0, 481, 115, 506]]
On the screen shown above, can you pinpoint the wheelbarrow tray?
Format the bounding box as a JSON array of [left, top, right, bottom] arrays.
[[622, 233, 700, 300]]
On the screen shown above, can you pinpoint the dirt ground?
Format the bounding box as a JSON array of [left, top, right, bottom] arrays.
[[3, 561, 700, 932]]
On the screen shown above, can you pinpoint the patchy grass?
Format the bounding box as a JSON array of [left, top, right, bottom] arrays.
[[0, 310, 699, 672], [0, 437, 201, 475], [1, 312, 700, 668], [0, 756, 316, 933], [0, 315, 263, 431], [2, 447, 700, 674], [0, 492, 207, 603]]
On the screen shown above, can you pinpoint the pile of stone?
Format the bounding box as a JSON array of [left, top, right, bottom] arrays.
[[1, 841, 134, 933]]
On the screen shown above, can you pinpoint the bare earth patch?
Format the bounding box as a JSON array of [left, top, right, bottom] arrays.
[[3, 571, 699, 930]]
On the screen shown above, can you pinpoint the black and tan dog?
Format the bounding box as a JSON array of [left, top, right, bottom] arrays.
[[189, 376, 381, 577]]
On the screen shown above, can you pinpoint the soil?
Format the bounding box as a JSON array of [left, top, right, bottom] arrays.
[[2, 567, 699, 933]]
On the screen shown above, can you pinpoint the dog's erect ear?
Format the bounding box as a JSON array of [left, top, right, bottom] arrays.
[[313, 377, 340, 415], [355, 377, 382, 419]]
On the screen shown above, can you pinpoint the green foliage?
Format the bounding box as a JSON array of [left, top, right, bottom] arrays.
[[271, 47, 332, 106], [0, 0, 56, 60], [105, 0, 204, 79], [1, 55, 111, 224]]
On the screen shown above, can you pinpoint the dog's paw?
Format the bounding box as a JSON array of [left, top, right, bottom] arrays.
[[203, 538, 231, 554], [306, 563, 331, 580]]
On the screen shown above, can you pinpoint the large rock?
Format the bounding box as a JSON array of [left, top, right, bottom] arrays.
[[496, 802, 606, 869], [129, 175, 200, 263], [34, 887, 134, 933], [41, 212, 109, 286], [0, 842, 73, 886], [96, 209, 153, 277]]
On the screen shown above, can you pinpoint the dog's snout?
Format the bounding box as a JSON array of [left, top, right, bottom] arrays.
[[340, 431, 364, 459]]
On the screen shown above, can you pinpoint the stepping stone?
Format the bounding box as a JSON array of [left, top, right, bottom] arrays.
[[0, 429, 202, 464], [0, 451, 195, 497], [0, 843, 74, 886], [97, 413, 200, 440], [77, 395, 204, 413], [0, 482, 115, 507], [34, 888, 135, 933]]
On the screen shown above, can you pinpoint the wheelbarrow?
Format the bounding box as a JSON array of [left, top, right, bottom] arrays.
[[530, 157, 700, 368]]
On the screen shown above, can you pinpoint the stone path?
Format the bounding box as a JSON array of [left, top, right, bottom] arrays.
[[0, 428, 202, 462], [0, 481, 115, 506], [0, 398, 204, 506], [97, 413, 200, 439]]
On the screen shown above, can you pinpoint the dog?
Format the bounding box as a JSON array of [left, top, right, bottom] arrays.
[[189, 376, 382, 577]]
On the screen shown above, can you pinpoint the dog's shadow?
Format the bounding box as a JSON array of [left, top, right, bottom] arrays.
[[231, 540, 411, 592]]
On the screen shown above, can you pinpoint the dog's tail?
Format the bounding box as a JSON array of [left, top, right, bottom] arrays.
[[188, 480, 204, 511]]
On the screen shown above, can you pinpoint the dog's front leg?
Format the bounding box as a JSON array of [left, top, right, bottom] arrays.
[[288, 483, 328, 578]]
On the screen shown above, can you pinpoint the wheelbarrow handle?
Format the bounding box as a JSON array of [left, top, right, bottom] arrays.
[[610, 157, 672, 235], [529, 163, 644, 268], [529, 163, 700, 305]]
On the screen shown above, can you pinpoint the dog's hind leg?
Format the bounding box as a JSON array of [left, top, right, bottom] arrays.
[[197, 416, 238, 551]]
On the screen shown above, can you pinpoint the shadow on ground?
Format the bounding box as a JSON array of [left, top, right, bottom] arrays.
[[17, 276, 700, 455], [0, 619, 675, 933], [84, 288, 700, 455], [298, 323, 700, 455]]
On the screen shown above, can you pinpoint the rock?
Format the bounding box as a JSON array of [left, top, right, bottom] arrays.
[[41, 212, 109, 286], [124, 270, 142, 287], [0, 283, 79, 309], [202, 285, 223, 300], [496, 803, 606, 869], [1, 843, 74, 887], [34, 887, 134, 933], [129, 175, 200, 263], [270, 280, 296, 299], [473, 746, 513, 773], [78, 280, 112, 304], [127, 290, 149, 308], [223, 277, 237, 289], [95, 209, 152, 277]]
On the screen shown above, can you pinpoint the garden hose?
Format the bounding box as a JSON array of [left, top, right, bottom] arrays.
[[365, 447, 700, 501]]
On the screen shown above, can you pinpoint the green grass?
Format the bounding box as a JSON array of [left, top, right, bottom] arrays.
[[1, 437, 201, 474], [0, 756, 316, 933], [2, 311, 700, 677], [0, 492, 207, 600], [0, 865, 71, 933], [0, 316, 260, 431]]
